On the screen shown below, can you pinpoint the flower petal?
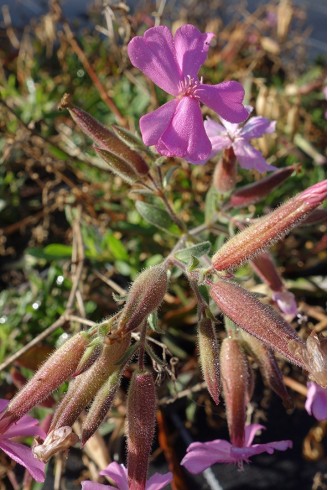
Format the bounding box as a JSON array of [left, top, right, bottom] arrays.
[[158, 97, 211, 163], [82, 483, 114, 490], [100, 462, 128, 490], [5, 415, 46, 439], [204, 117, 227, 138], [181, 439, 234, 473], [231, 439, 292, 461], [305, 382, 327, 421], [174, 24, 214, 78], [244, 424, 265, 447], [128, 26, 182, 95], [233, 140, 277, 172], [240, 117, 276, 140], [146, 472, 173, 490], [199, 81, 249, 123], [140, 99, 179, 146], [272, 290, 298, 318], [0, 439, 45, 482]]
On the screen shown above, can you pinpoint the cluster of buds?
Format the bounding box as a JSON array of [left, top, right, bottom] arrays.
[[206, 180, 327, 389]]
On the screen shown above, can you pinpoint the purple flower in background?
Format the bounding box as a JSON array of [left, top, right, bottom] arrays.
[[305, 382, 327, 421], [82, 461, 173, 490], [0, 399, 45, 482], [128, 24, 248, 163], [272, 290, 298, 318], [204, 113, 276, 171], [181, 424, 292, 473]]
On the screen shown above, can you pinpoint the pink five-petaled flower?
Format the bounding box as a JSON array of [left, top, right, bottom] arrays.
[[128, 24, 248, 163], [0, 399, 46, 482], [305, 382, 327, 421], [204, 113, 277, 171], [81, 461, 173, 490], [181, 424, 292, 473]]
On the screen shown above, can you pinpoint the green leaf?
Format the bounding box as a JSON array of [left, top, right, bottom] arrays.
[[175, 241, 211, 263], [27, 244, 72, 260], [205, 186, 218, 224], [102, 233, 128, 261], [188, 256, 200, 271], [163, 166, 179, 188], [135, 201, 180, 236], [116, 342, 140, 365]]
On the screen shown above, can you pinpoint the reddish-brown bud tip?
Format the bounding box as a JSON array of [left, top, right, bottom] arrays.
[[213, 147, 237, 193], [118, 264, 168, 335]]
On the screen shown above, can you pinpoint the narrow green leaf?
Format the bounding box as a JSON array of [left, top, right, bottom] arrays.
[[135, 201, 180, 235], [175, 241, 211, 263], [205, 186, 218, 224]]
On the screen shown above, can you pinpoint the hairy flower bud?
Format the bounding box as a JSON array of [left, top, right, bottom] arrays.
[[240, 330, 293, 408], [197, 318, 220, 404], [251, 252, 284, 292], [213, 147, 237, 193], [33, 426, 79, 463], [60, 94, 148, 175], [0, 333, 89, 424], [81, 370, 121, 444], [127, 370, 156, 490], [73, 338, 102, 377], [212, 180, 327, 271], [50, 335, 130, 431], [118, 264, 168, 336], [210, 279, 307, 369], [229, 166, 296, 207], [220, 337, 249, 447], [94, 147, 139, 184]]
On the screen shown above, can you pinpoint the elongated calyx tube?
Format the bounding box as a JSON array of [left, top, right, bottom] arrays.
[[59, 94, 149, 175], [49, 335, 131, 432], [93, 146, 139, 184], [81, 370, 122, 444], [197, 318, 220, 405], [240, 330, 293, 408], [212, 180, 327, 271], [229, 165, 296, 208], [127, 370, 156, 490], [210, 279, 307, 369], [117, 264, 168, 336], [213, 147, 237, 193], [220, 337, 249, 447], [0, 333, 89, 426]]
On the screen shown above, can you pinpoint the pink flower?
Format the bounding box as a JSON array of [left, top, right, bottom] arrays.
[[181, 424, 292, 473], [0, 399, 46, 482], [128, 24, 248, 163], [305, 382, 327, 421], [204, 113, 276, 171], [82, 462, 172, 490]]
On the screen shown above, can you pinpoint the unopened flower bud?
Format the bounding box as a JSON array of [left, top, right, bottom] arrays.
[[33, 426, 79, 463], [197, 318, 220, 405], [212, 180, 327, 271], [73, 337, 103, 377], [0, 333, 89, 424], [220, 337, 249, 447], [213, 147, 237, 193], [81, 370, 121, 444], [251, 252, 284, 292], [127, 370, 156, 490], [240, 330, 293, 409], [112, 125, 150, 170], [94, 146, 139, 184], [289, 333, 327, 388], [210, 279, 307, 369], [60, 94, 148, 175], [50, 335, 130, 431], [118, 264, 168, 335], [229, 166, 296, 208]]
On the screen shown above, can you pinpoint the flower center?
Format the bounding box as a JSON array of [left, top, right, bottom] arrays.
[[178, 75, 203, 99]]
